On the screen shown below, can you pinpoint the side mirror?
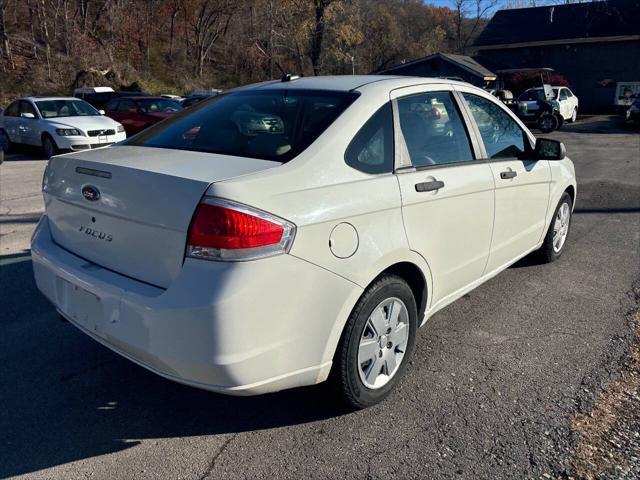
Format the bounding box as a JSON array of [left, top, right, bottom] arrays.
[[535, 138, 566, 160], [20, 112, 36, 119], [99, 109, 105, 115]]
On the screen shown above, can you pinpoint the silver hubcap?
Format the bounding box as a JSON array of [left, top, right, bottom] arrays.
[[358, 297, 409, 389], [553, 202, 571, 253], [572, 109, 577, 122]]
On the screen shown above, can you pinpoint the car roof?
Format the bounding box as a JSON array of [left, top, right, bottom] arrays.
[[526, 86, 567, 90], [246, 75, 474, 93], [22, 96, 85, 102], [117, 96, 172, 101]]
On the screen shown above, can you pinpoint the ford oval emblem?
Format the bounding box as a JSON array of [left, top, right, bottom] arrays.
[[82, 185, 100, 202]]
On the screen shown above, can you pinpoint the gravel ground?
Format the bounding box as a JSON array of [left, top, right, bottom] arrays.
[[0, 116, 638, 479]]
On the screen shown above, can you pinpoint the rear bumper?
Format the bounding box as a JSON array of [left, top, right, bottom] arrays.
[[31, 216, 361, 395]]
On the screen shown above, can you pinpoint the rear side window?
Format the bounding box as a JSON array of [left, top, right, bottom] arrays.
[[345, 103, 393, 174], [463, 93, 528, 159], [105, 100, 119, 111], [117, 100, 137, 112], [4, 101, 19, 117], [397, 91, 474, 167], [127, 90, 359, 162]]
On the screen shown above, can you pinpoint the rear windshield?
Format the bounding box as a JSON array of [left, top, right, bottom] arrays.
[[135, 98, 183, 113], [126, 89, 359, 162]]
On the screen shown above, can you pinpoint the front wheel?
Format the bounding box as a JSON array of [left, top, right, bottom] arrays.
[[536, 192, 573, 263], [331, 275, 417, 409], [42, 134, 58, 159], [0, 129, 11, 153], [538, 112, 559, 133], [570, 108, 577, 123]]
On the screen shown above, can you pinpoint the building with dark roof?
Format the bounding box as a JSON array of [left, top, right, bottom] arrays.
[[474, 0, 640, 112], [376, 53, 497, 87]]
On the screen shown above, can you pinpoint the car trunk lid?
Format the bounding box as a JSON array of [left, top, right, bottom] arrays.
[[43, 145, 280, 288]]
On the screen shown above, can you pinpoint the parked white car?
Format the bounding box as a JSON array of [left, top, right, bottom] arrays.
[[0, 97, 126, 158], [31, 76, 576, 408], [518, 86, 579, 123]]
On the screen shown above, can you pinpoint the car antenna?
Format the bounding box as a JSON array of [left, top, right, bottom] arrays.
[[274, 61, 300, 82], [281, 74, 300, 82]]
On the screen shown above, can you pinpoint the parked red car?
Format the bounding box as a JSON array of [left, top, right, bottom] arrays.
[[104, 96, 183, 136]]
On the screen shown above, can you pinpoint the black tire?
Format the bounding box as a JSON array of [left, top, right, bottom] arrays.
[[42, 134, 58, 159], [536, 192, 573, 263], [538, 113, 559, 133], [331, 274, 418, 409], [0, 129, 11, 154]]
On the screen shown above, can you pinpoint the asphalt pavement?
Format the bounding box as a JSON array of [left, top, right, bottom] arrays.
[[0, 116, 638, 479]]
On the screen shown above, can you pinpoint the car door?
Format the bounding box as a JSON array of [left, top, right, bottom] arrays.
[[557, 88, 570, 119], [459, 90, 551, 273], [392, 86, 495, 307], [113, 99, 138, 135], [1, 101, 21, 143], [18, 101, 41, 146]]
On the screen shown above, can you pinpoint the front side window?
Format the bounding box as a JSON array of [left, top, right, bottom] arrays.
[[559, 89, 568, 100], [345, 103, 393, 174], [397, 91, 474, 167], [19, 101, 38, 118], [127, 89, 359, 162], [35, 100, 99, 118], [463, 93, 528, 159]]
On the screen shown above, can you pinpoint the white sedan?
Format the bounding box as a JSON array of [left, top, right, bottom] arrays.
[[0, 97, 126, 158], [518, 86, 580, 123], [31, 76, 576, 408]]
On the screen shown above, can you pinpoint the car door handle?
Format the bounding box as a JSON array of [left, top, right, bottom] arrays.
[[500, 170, 517, 179], [415, 180, 445, 192]]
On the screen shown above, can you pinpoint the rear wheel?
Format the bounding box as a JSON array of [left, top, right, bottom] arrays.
[[331, 275, 417, 409], [536, 192, 573, 263], [42, 134, 58, 159]]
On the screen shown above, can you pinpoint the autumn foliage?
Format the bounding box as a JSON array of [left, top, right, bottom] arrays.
[[0, 0, 487, 104]]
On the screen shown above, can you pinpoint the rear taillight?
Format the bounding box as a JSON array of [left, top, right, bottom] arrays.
[[186, 197, 295, 261]]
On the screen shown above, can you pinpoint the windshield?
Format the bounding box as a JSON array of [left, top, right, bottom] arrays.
[[36, 100, 100, 118], [136, 98, 183, 113], [126, 89, 359, 162], [519, 89, 559, 102]]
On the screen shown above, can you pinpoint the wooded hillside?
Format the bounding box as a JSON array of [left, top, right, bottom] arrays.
[[0, 0, 492, 103]]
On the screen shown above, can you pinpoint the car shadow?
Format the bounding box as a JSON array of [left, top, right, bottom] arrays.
[[0, 253, 352, 478], [1, 145, 48, 161]]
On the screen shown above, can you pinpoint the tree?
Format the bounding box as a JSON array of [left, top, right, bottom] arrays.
[[190, 0, 234, 77], [0, 0, 14, 70], [452, 0, 498, 54], [309, 0, 334, 75]]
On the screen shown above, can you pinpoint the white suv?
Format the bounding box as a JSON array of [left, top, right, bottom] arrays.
[[0, 97, 126, 158], [31, 76, 576, 408]]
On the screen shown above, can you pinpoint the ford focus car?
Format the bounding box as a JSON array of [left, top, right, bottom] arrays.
[[31, 76, 576, 408], [0, 97, 126, 158]]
